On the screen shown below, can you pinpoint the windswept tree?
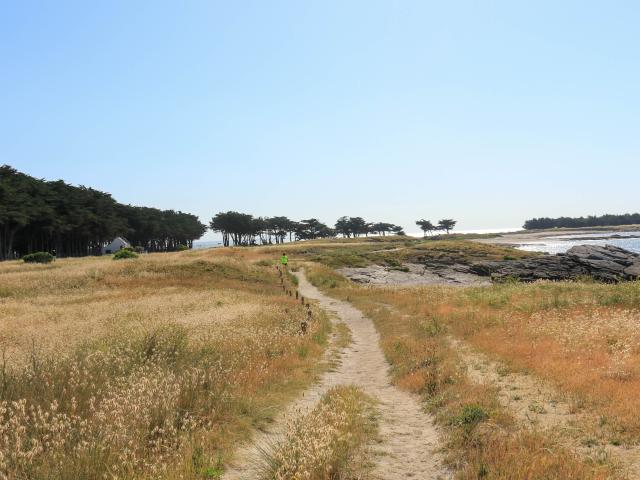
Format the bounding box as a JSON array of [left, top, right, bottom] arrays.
[[334, 216, 368, 238], [391, 225, 406, 236], [296, 218, 334, 240], [415, 219, 435, 237], [437, 219, 457, 235], [369, 222, 395, 236], [210, 213, 334, 246]]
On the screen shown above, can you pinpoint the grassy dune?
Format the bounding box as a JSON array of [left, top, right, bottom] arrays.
[[0, 250, 330, 479]]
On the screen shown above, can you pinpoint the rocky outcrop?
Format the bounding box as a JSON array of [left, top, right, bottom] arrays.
[[339, 245, 640, 287], [470, 256, 589, 282], [565, 245, 640, 281], [339, 263, 490, 286], [472, 245, 640, 283]]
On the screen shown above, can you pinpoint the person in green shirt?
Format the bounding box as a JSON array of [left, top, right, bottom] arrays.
[[280, 252, 288, 269]]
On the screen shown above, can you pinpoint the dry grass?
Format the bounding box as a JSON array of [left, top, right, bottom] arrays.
[[431, 280, 640, 443], [302, 261, 618, 479], [242, 237, 535, 269], [0, 250, 330, 479], [260, 385, 377, 480]]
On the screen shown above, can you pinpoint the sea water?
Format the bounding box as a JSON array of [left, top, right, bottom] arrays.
[[515, 231, 640, 254]]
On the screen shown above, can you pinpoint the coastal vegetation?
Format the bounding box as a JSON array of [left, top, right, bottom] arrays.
[[21, 252, 54, 264], [524, 213, 640, 230], [209, 211, 406, 247], [113, 248, 138, 260], [334, 216, 404, 237], [0, 249, 330, 479], [260, 386, 377, 479], [416, 218, 458, 236], [3, 228, 640, 478], [209, 212, 331, 247], [302, 258, 626, 478], [0, 165, 206, 260]]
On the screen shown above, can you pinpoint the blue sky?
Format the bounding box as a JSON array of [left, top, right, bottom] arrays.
[[2, 1, 638, 238]]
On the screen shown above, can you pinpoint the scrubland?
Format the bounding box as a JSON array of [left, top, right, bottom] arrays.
[[440, 281, 640, 441], [3, 236, 639, 479], [270, 236, 534, 269], [0, 250, 330, 479], [300, 238, 640, 479]]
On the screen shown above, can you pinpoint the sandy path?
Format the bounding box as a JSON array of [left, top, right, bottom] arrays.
[[453, 338, 640, 478], [224, 272, 448, 479]]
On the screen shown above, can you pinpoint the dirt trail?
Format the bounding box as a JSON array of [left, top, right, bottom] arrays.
[[453, 338, 640, 478], [224, 272, 448, 479]]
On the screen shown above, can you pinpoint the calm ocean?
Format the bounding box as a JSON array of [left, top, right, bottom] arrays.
[[515, 232, 640, 254]]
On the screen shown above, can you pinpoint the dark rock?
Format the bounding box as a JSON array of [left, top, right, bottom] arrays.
[[566, 245, 640, 282], [625, 263, 640, 278], [471, 245, 640, 283]]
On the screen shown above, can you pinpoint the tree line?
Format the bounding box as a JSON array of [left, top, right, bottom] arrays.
[[523, 213, 640, 230], [415, 218, 457, 236], [210, 212, 406, 247], [0, 165, 206, 260]]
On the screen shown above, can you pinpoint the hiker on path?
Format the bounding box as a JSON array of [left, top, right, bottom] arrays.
[[280, 252, 288, 270]]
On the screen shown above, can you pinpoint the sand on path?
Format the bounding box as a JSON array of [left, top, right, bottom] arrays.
[[223, 271, 448, 479]]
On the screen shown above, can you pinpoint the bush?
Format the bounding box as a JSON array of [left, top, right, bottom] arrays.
[[454, 403, 488, 433], [176, 244, 189, 251], [113, 249, 138, 260], [22, 252, 54, 264]]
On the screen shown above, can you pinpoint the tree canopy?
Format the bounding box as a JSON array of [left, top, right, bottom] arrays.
[[523, 213, 640, 230], [334, 217, 404, 237], [210, 212, 334, 246], [0, 165, 206, 260], [437, 219, 457, 234], [415, 219, 435, 236], [415, 218, 457, 235], [209, 213, 408, 246]]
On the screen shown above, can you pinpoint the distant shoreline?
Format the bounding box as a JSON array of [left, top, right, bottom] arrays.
[[476, 224, 640, 245], [475, 224, 640, 254]]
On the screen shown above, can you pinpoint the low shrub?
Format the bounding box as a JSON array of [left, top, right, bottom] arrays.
[[177, 244, 189, 251], [454, 404, 489, 433], [22, 252, 54, 264], [113, 249, 139, 260]]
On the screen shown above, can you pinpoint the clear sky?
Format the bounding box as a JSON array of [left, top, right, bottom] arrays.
[[2, 1, 639, 239]]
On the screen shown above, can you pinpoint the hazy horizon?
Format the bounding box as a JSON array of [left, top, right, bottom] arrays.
[[3, 1, 638, 241]]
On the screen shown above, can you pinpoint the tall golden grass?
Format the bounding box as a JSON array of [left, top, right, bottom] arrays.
[[303, 262, 618, 479], [260, 386, 377, 480], [0, 250, 329, 479]]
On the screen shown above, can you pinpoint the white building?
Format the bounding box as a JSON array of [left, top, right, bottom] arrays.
[[102, 237, 131, 255]]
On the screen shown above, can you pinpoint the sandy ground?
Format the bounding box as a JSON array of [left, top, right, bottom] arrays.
[[223, 271, 449, 479], [453, 338, 640, 478]]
